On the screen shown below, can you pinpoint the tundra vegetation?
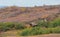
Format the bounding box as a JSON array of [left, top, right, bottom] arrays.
[[0, 17, 60, 36]]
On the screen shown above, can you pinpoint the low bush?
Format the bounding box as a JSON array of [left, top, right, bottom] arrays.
[[37, 18, 60, 28], [0, 22, 15, 31], [18, 27, 60, 36], [15, 23, 25, 29], [51, 18, 60, 27], [48, 27, 60, 33], [37, 20, 49, 28], [0, 22, 25, 31]]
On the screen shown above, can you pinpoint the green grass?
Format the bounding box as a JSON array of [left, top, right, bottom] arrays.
[[18, 27, 60, 36], [0, 17, 60, 36], [18, 17, 60, 36], [0, 22, 25, 31]]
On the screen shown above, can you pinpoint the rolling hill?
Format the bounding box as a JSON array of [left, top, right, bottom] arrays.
[[0, 5, 60, 22]]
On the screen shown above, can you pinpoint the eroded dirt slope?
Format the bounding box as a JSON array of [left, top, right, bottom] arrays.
[[0, 5, 60, 22]]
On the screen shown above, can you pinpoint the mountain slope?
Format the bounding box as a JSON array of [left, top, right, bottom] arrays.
[[0, 5, 60, 22]]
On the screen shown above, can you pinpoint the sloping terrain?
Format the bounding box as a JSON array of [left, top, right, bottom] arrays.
[[0, 5, 60, 22], [0, 5, 60, 37]]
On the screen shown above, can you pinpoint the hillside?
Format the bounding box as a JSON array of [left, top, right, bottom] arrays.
[[0, 5, 60, 37], [0, 5, 60, 22]]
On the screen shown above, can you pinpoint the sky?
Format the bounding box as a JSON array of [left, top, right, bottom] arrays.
[[0, 0, 60, 7]]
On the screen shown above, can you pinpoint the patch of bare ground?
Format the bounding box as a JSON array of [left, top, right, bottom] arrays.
[[3, 34, 60, 37]]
